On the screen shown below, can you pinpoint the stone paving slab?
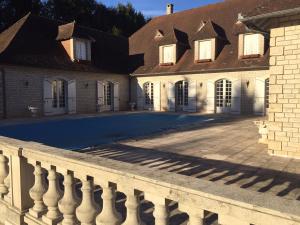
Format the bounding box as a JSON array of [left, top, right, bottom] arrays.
[[82, 116, 300, 203]]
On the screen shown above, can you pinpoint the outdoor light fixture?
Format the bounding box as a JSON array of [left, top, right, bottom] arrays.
[[200, 82, 203, 88], [85, 83, 89, 88], [24, 80, 29, 87], [246, 80, 250, 88]]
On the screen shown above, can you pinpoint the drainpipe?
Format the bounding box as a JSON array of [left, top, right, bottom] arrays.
[[0, 68, 6, 119]]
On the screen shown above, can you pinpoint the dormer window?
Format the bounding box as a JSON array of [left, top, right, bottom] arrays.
[[159, 44, 176, 66], [74, 39, 91, 61], [240, 33, 265, 59], [194, 39, 216, 63]]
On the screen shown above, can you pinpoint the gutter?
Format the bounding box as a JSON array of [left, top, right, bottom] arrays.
[[130, 65, 269, 77], [240, 7, 300, 22]]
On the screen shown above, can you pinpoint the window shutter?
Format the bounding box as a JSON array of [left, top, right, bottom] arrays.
[[254, 78, 266, 115], [206, 80, 215, 113], [137, 82, 144, 110], [67, 80, 77, 114], [168, 82, 175, 111], [244, 34, 260, 55], [187, 81, 197, 112], [43, 79, 53, 115], [113, 83, 120, 112], [199, 40, 212, 60], [231, 79, 241, 114]]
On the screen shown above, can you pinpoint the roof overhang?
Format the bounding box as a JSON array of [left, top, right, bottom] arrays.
[[240, 7, 300, 23]]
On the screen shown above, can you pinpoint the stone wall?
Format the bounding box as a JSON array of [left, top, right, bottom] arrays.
[[269, 18, 300, 157], [132, 69, 269, 114], [3, 65, 129, 118]]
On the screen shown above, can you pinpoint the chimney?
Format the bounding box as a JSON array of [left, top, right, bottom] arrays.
[[166, 3, 174, 15]]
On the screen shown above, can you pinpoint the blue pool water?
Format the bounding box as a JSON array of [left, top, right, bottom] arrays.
[[0, 113, 215, 150]]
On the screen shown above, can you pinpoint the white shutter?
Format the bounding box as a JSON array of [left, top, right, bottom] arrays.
[[206, 80, 215, 114], [199, 40, 212, 60], [113, 83, 120, 112], [81, 41, 87, 60], [254, 78, 266, 115], [231, 79, 241, 114], [97, 81, 104, 112], [137, 83, 144, 110], [168, 82, 175, 112], [163, 45, 174, 63], [43, 79, 53, 115], [67, 80, 76, 114], [186, 81, 197, 112], [244, 34, 259, 55], [153, 82, 161, 111]]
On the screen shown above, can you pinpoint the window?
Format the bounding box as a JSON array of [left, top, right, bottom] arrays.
[[176, 81, 188, 106], [75, 40, 88, 61], [161, 45, 175, 64], [51, 80, 66, 108], [199, 40, 212, 60], [104, 82, 112, 106], [144, 82, 154, 105], [243, 34, 261, 56], [216, 79, 232, 108], [265, 78, 270, 109]]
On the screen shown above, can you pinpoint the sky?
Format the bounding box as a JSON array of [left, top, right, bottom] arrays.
[[98, 0, 223, 17]]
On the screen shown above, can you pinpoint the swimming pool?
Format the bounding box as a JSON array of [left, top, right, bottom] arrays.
[[0, 113, 216, 150]]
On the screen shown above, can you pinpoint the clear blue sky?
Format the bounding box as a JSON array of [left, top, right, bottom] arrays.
[[98, 0, 223, 17]]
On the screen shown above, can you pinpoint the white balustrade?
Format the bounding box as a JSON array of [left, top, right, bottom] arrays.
[[96, 183, 121, 225], [58, 172, 79, 225], [42, 167, 63, 224], [0, 153, 9, 198], [76, 178, 99, 225], [179, 204, 204, 225], [120, 188, 144, 225], [29, 163, 47, 218], [146, 195, 169, 225]]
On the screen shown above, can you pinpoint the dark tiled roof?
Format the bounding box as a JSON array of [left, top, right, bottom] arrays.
[[193, 20, 223, 41], [129, 0, 270, 75], [245, 0, 300, 17], [0, 13, 129, 74]]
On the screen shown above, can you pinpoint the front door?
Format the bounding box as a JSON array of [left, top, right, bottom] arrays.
[[215, 79, 232, 113], [51, 79, 67, 115], [176, 81, 188, 112]]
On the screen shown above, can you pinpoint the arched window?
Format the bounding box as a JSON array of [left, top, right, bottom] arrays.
[[216, 79, 232, 111], [144, 82, 154, 106], [265, 78, 270, 109]]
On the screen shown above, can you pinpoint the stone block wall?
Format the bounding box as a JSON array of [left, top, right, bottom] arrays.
[[269, 23, 300, 157]]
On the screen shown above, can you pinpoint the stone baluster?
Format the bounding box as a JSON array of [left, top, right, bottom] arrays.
[[42, 167, 63, 224], [29, 163, 47, 218], [145, 194, 169, 225], [0, 153, 9, 198], [121, 188, 144, 225], [96, 183, 121, 225], [178, 204, 204, 225], [58, 172, 79, 225], [76, 178, 99, 225]]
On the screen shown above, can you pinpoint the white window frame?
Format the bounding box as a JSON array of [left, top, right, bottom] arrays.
[[198, 39, 212, 60], [243, 33, 261, 56], [160, 44, 175, 64], [74, 39, 91, 61]]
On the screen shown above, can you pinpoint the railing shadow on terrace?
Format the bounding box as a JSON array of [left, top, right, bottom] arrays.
[[81, 143, 300, 201], [0, 137, 300, 225]]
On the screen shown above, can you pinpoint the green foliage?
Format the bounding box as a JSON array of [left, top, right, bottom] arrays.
[[0, 0, 148, 37]]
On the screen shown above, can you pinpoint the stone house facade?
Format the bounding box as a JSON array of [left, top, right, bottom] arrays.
[[0, 14, 129, 118], [129, 0, 271, 115]]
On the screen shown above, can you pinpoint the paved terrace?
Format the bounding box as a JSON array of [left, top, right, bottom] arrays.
[[82, 116, 300, 203]]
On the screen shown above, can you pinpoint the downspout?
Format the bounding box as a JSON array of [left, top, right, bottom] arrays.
[[0, 68, 6, 119]]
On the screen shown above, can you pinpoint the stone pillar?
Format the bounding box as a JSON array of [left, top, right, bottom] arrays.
[[268, 23, 300, 158]]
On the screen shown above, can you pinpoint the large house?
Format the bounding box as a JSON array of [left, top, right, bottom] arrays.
[[0, 14, 129, 118], [0, 0, 299, 119]]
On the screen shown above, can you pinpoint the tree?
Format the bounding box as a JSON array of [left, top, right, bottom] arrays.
[[0, 0, 148, 37]]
